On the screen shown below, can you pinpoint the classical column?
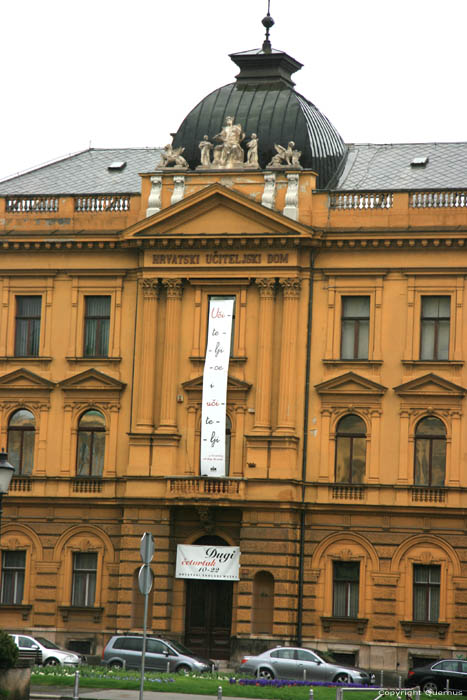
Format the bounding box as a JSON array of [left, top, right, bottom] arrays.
[[135, 278, 159, 430], [397, 409, 410, 483], [275, 278, 301, 432], [157, 279, 183, 432], [253, 278, 276, 431]]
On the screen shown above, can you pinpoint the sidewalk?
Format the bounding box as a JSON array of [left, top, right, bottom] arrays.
[[31, 690, 250, 700]]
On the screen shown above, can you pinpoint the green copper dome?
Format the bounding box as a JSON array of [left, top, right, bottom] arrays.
[[172, 48, 346, 188]]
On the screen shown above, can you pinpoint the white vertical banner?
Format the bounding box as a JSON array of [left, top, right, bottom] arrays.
[[200, 298, 234, 476]]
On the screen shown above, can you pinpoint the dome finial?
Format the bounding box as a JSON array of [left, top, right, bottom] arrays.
[[261, 0, 275, 54]]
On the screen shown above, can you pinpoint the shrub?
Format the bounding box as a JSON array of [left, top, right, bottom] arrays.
[[0, 629, 19, 669]]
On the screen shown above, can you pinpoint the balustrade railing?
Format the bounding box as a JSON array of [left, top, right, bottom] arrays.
[[74, 195, 130, 212], [6, 197, 59, 213], [410, 190, 467, 208], [411, 487, 445, 503], [331, 485, 365, 500], [72, 479, 103, 493], [169, 477, 241, 495], [329, 192, 393, 210]]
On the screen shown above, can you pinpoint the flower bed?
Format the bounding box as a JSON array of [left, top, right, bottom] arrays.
[[230, 678, 377, 688]]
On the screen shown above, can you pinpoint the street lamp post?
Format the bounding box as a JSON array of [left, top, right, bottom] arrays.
[[0, 451, 15, 544]]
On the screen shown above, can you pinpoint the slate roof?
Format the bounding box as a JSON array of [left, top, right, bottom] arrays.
[[0, 148, 162, 196], [1, 142, 467, 196], [334, 142, 467, 191]]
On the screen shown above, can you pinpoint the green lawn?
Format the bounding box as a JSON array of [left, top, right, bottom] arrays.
[[31, 666, 425, 700]]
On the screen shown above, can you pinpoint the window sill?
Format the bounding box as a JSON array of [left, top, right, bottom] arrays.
[[322, 359, 383, 366], [0, 603, 32, 620], [400, 620, 449, 639], [401, 360, 463, 368], [59, 605, 103, 622], [66, 356, 121, 363], [321, 616, 368, 634], [0, 356, 52, 362]]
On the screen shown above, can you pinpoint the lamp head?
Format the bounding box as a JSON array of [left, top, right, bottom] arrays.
[[0, 451, 15, 495]]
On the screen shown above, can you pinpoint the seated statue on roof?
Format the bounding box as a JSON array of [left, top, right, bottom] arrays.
[[212, 116, 245, 168]]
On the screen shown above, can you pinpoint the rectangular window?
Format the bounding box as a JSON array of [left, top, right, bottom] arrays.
[[14, 296, 41, 357], [413, 564, 440, 622], [208, 295, 236, 356], [341, 296, 370, 360], [420, 296, 450, 360], [83, 296, 110, 357], [333, 561, 359, 617], [1, 550, 26, 604], [71, 552, 97, 607]]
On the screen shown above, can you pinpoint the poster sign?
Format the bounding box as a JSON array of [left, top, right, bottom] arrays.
[[176, 544, 240, 580], [200, 297, 234, 477]]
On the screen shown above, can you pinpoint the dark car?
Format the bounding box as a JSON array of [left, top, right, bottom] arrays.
[[240, 646, 375, 684], [406, 659, 467, 693], [101, 634, 216, 673]]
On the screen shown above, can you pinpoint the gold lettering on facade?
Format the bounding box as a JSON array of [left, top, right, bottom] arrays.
[[151, 252, 289, 265]]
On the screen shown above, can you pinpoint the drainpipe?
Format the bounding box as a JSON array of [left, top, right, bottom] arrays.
[[296, 247, 315, 646]]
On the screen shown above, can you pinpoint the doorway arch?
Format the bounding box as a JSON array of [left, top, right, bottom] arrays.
[[184, 535, 233, 660]]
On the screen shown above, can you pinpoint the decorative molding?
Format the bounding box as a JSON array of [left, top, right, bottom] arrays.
[[171, 175, 185, 206], [279, 277, 301, 299], [255, 278, 276, 299], [146, 175, 162, 217], [262, 172, 276, 210], [162, 278, 183, 299], [321, 616, 369, 635], [400, 620, 449, 639], [283, 173, 299, 221], [140, 278, 160, 299]]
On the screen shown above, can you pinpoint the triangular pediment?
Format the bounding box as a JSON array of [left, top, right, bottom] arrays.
[[315, 372, 387, 396], [0, 368, 55, 391], [394, 373, 466, 398], [122, 184, 316, 238], [58, 369, 126, 392]]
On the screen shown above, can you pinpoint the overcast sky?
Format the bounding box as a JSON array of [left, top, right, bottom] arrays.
[[1, 0, 466, 182]]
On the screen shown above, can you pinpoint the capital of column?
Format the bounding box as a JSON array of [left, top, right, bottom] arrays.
[[255, 278, 276, 299], [140, 277, 160, 299], [162, 278, 183, 299], [279, 277, 302, 299]]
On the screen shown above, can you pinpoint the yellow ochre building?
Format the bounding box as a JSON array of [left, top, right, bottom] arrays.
[[1, 28, 467, 673]]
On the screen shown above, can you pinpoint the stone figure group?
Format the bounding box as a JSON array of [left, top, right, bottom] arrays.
[[159, 116, 302, 170]]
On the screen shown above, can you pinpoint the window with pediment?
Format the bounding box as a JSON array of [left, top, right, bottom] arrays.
[[8, 409, 35, 476], [414, 417, 446, 486], [76, 410, 106, 477], [335, 415, 366, 483]]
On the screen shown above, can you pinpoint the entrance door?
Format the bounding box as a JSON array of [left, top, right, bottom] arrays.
[[185, 579, 233, 660]]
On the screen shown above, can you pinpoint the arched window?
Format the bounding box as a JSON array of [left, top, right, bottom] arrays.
[[335, 415, 366, 483], [76, 410, 105, 477], [8, 409, 35, 475], [414, 416, 446, 486], [252, 571, 274, 634]]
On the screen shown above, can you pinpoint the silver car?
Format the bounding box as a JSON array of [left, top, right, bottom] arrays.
[[9, 634, 83, 666], [240, 646, 375, 684], [101, 634, 217, 672]]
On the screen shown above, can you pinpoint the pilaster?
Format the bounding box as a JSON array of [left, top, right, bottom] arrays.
[[275, 278, 301, 433], [252, 278, 275, 432]]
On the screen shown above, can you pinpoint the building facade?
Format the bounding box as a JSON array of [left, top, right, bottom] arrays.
[[1, 42, 467, 672]]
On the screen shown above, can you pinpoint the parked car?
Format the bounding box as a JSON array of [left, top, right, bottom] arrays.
[[9, 634, 83, 666], [240, 647, 375, 684], [406, 659, 467, 693], [101, 634, 217, 673]]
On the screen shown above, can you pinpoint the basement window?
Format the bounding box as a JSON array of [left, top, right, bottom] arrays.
[[411, 157, 429, 167]]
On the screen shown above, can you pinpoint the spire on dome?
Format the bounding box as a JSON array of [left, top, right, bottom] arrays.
[[261, 0, 275, 54]]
